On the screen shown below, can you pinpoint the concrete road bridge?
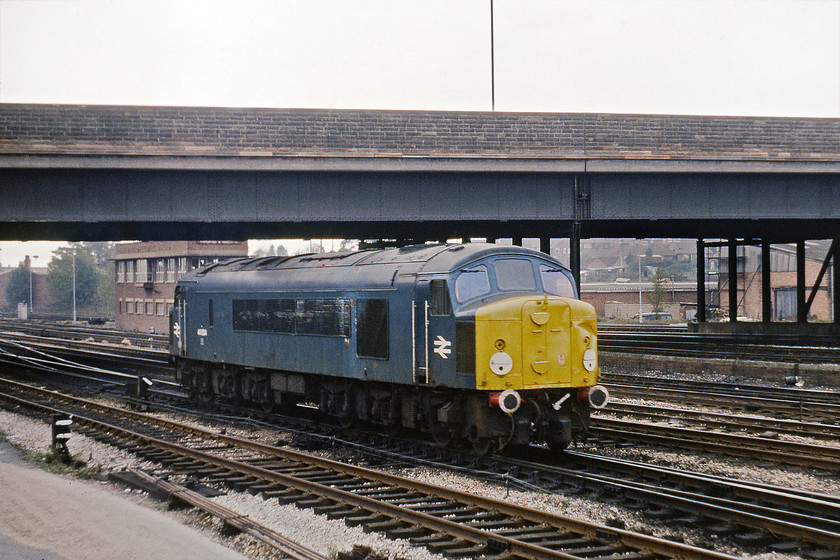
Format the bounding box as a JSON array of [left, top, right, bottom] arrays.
[[1, 103, 839, 325]]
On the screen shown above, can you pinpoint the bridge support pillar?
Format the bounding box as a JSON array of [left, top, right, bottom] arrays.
[[696, 239, 706, 323], [570, 223, 581, 292], [835, 237, 840, 324], [797, 240, 807, 323], [762, 240, 772, 323], [540, 237, 551, 255], [728, 239, 738, 322]]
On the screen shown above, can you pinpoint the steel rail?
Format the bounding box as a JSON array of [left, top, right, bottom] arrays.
[[602, 401, 840, 440], [0, 379, 737, 560], [124, 468, 329, 560], [591, 418, 840, 470], [499, 454, 840, 546], [603, 383, 840, 420]]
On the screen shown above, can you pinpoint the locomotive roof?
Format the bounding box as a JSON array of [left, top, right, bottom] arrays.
[[185, 243, 564, 281]]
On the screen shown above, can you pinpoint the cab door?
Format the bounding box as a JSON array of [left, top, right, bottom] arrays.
[[414, 278, 454, 386], [171, 287, 187, 357]]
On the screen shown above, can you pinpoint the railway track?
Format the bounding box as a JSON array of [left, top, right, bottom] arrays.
[[4, 322, 840, 556], [4, 373, 840, 557], [0, 378, 738, 560], [0, 318, 168, 349], [602, 375, 840, 424], [598, 323, 840, 363]]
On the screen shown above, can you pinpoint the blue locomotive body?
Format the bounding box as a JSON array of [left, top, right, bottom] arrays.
[[171, 243, 607, 453]]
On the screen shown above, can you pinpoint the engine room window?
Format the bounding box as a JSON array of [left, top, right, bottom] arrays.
[[540, 264, 575, 297], [455, 265, 491, 302], [495, 258, 537, 291], [267, 299, 295, 332], [357, 299, 389, 359], [430, 279, 451, 315], [296, 299, 351, 336], [233, 298, 349, 336]]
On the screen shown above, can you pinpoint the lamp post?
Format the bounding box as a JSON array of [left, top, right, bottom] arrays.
[[638, 254, 643, 324], [72, 250, 77, 322], [28, 255, 39, 314]]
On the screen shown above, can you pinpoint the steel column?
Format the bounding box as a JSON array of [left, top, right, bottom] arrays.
[[797, 241, 807, 323], [761, 240, 772, 323], [570, 223, 581, 293], [540, 237, 551, 255], [696, 239, 706, 323], [834, 237, 840, 323], [728, 239, 738, 322]]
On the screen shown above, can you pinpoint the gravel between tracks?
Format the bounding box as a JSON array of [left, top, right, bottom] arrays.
[[0, 399, 813, 560]]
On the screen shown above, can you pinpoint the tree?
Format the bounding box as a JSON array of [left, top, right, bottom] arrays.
[[47, 250, 100, 311], [4, 264, 31, 310], [649, 267, 669, 318]]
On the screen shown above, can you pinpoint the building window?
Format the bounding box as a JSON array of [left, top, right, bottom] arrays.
[[166, 258, 176, 283], [178, 257, 188, 277], [154, 260, 165, 283], [146, 301, 154, 315], [135, 301, 143, 314], [117, 261, 125, 283], [126, 300, 133, 314], [126, 260, 135, 283], [156, 302, 165, 316], [136, 260, 147, 283]]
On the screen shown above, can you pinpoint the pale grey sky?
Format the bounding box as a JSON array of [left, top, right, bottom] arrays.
[[1, 0, 839, 264], [1, 0, 838, 115]]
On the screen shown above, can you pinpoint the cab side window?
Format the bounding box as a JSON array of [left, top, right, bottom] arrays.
[[455, 265, 491, 302], [540, 265, 576, 297], [430, 279, 452, 315]]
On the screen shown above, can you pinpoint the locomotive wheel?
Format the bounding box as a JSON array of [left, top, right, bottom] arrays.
[[261, 396, 275, 413], [547, 438, 570, 452], [469, 437, 495, 456], [432, 429, 453, 447], [338, 411, 356, 429], [383, 421, 402, 438]]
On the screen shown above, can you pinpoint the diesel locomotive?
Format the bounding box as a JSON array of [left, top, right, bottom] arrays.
[[170, 243, 608, 453]]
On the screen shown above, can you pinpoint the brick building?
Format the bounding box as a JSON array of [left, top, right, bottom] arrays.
[[582, 280, 708, 320], [0, 263, 51, 313], [717, 243, 833, 321], [115, 241, 248, 333]]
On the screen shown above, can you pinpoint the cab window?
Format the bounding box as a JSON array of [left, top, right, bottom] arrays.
[[540, 264, 575, 297], [455, 265, 491, 302], [430, 279, 452, 315], [495, 258, 537, 291]]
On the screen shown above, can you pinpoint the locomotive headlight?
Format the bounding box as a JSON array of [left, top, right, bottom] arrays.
[[489, 352, 513, 376], [582, 348, 597, 372]]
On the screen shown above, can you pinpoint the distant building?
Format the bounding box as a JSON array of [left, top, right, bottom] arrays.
[[716, 242, 833, 321], [582, 280, 708, 321], [115, 241, 248, 333], [0, 257, 51, 313]]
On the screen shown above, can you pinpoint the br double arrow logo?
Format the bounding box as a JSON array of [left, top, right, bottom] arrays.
[[433, 335, 452, 359]]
